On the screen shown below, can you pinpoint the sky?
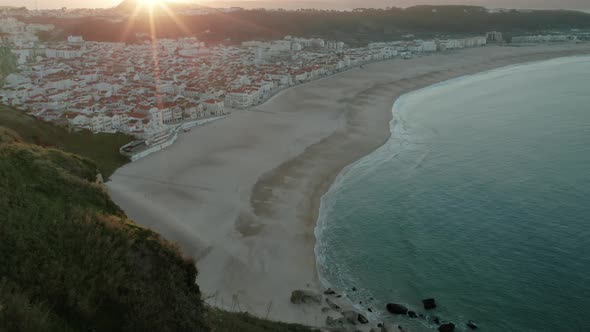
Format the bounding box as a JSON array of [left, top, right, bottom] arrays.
[[2, 0, 589, 10], [2, 0, 121, 9]]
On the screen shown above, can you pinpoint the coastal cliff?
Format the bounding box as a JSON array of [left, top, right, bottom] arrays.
[[0, 126, 316, 332]]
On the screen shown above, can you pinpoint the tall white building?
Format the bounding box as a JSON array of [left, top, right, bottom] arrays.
[[149, 108, 164, 127], [67, 35, 85, 46]]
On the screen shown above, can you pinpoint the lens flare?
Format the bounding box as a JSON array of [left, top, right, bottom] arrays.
[[139, 0, 160, 9]]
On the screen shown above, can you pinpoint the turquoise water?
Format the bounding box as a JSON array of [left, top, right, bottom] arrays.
[[315, 56, 590, 332]]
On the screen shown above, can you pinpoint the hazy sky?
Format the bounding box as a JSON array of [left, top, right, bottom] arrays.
[[3, 0, 119, 9], [2, 0, 589, 10]]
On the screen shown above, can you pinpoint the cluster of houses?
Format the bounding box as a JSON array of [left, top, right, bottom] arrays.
[[0, 15, 496, 140], [511, 34, 580, 43], [0, 17, 54, 48], [368, 36, 488, 53]]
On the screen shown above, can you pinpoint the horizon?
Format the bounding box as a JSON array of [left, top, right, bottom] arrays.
[[5, 0, 590, 11]]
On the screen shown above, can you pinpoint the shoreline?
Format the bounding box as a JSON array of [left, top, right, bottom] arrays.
[[314, 53, 590, 332], [106, 43, 590, 329]]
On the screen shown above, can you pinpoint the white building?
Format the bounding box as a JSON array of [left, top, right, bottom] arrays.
[[291, 43, 303, 52], [326, 41, 344, 50], [0, 17, 25, 34], [464, 36, 487, 47], [225, 88, 256, 108], [312, 38, 325, 48], [149, 108, 164, 127], [203, 99, 225, 116], [486, 31, 504, 43], [67, 35, 85, 46], [422, 41, 437, 52], [11, 48, 33, 64], [183, 104, 204, 119], [45, 47, 83, 59], [511, 35, 573, 43]]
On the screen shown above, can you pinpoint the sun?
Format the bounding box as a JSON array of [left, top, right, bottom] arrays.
[[136, 0, 171, 10]]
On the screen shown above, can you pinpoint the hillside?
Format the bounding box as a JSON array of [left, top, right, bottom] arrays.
[[116, 0, 202, 12], [21, 6, 590, 44], [0, 127, 317, 332], [0, 105, 132, 178]]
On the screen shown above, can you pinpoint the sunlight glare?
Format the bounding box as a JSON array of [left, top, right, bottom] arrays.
[[138, 0, 162, 10]]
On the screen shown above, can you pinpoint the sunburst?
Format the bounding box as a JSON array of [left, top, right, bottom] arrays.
[[136, 0, 168, 11], [118, 0, 194, 108]]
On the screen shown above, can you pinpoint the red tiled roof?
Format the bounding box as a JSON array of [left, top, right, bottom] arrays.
[[128, 112, 147, 119]]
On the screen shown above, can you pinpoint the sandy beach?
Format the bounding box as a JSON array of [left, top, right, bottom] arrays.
[[107, 43, 590, 328]]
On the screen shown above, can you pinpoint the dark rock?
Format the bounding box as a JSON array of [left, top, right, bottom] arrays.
[[326, 316, 345, 328], [359, 301, 363, 304], [368, 308, 373, 312], [290, 290, 322, 304], [325, 298, 340, 310], [336, 294, 342, 298], [407, 310, 418, 318], [352, 287, 357, 291], [418, 313, 425, 318], [326, 316, 336, 327], [377, 323, 383, 327], [358, 313, 369, 324], [422, 298, 437, 310], [438, 323, 455, 332], [342, 311, 358, 325], [433, 316, 441, 325], [324, 288, 336, 295], [466, 320, 478, 330], [386, 303, 409, 315]]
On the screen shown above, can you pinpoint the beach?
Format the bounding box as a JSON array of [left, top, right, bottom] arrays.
[[107, 43, 590, 328]]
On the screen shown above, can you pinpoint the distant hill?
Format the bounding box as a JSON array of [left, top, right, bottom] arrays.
[[198, 0, 590, 11], [115, 0, 205, 12], [28, 5, 590, 45], [115, 0, 138, 12]]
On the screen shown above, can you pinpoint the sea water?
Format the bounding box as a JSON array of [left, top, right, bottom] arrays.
[[315, 56, 590, 332]]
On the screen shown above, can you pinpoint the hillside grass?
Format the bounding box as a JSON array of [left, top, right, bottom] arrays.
[[206, 308, 320, 332], [0, 105, 132, 178], [0, 133, 208, 331], [0, 128, 318, 332]]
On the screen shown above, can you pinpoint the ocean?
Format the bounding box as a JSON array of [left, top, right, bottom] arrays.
[[315, 56, 590, 332]]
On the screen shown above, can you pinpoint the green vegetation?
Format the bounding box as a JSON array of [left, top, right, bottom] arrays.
[[207, 308, 318, 332], [0, 279, 76, 332], [25, 6, 590, 45], [0, 133, 208, 331], [0, 105, 132, 178], [0, 127, 318, 332], [0, 46, 18, 84]]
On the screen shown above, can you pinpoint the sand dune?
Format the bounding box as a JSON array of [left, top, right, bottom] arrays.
[[107, 43, 590, 327]]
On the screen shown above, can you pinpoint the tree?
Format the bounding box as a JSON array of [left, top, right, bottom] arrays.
[[0, 46, 18, 85]]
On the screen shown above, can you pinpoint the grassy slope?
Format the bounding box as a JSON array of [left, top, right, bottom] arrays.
[[207, 309, 319, 332], [0, 127, 317, 332], [0, 105, 132, 178]]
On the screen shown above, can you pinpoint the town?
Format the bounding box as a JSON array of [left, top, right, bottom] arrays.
[[0, 13, 585, 158]]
